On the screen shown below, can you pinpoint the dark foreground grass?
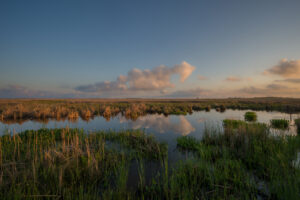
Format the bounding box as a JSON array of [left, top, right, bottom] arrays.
[[0, 128, 167, 199], [1, 126, 300, 199]]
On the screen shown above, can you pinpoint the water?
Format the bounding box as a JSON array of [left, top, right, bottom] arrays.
[[1, 109, 299, 163], [1, 109, 299, 138]]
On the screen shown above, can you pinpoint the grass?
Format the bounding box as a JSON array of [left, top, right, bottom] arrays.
[[223, 119, 247, 129], [270, 119, 289, 129], [1, 125, 300, 199], [0, 128, 167, 199], [177, 123, 300, 199], [244, 111, 257, 122], [1, 97, 300, 123]]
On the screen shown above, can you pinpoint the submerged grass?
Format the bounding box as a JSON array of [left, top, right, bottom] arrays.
[[270, 119, 289, 129], [1, 125, 300, 199]]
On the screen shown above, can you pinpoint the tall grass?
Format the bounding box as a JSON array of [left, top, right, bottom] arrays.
[[1, 125, 300, 199], [0, 128, 166, 199]]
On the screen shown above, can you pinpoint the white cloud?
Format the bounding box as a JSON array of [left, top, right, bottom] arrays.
[[75, 61, 195, 94], [264, 59, 300, 78]]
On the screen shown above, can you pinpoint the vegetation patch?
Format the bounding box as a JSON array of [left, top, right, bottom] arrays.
[[223, 119, 247, 129], [270, 119, 289, 129], [177, 123, 300, 199], [1, 98, 300, 123], [244, 111, 257, 122]]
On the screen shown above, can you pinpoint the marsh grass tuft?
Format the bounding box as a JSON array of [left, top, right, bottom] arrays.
[[244, 111, 257, 121], [223, 119, 247, 129], [270, 119, 289, 129]]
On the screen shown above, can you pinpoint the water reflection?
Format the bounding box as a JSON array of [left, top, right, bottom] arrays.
[[0, 110, 299, 137], [122, 114, 195, 136]]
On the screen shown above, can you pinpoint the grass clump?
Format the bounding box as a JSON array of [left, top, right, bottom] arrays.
[[270, 119, 289, 129], [223, 119, 246, 129], [244, 111, 257, 122]]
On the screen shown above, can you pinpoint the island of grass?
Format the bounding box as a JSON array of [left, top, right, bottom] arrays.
[[244, 111, 257, 122], [270, 119, 289, 129]]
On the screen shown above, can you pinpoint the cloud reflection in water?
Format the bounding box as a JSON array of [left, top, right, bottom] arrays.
[[120, 114, 195, 136]]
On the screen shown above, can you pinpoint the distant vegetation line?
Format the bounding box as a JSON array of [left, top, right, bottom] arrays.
[[1, 97, 300, 124]]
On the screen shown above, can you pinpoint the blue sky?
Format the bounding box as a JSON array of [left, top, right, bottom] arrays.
[[1, 0, 300, 98]]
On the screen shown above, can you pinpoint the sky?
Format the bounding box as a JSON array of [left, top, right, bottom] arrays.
[[1, 0, 300, 98]]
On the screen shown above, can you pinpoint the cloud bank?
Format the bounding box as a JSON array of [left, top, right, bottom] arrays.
[[0, 85, 81, 98], [75, 61, 195, 95], [166, 87, 211, 98], [225, 76, 242, 82], [275, 78, 300, 84], [198, 75, 208, 80], [264, 59, 300, 78]]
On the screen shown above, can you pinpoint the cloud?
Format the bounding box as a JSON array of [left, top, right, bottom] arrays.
[[266, 83, 288, 90], [275, 78, 300, 84], [264, 59, 300, 78], [166, 87, 211, 98], [198, 75, 208, 80], [0, 85, 79, 98], [126, 114, 195, 136], [237, 83, 300, 97], [225, 76, 242, 82], [75, 61, 195, 94]]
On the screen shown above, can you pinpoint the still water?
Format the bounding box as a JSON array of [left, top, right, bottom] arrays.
[[1, 109, 299, 137]]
